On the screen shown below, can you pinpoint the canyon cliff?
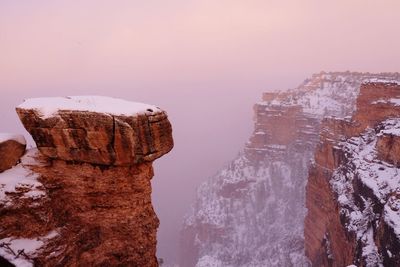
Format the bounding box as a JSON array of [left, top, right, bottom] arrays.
[[305, 81, 400, 266], [180, 72, 400, 267], [0, 96, 173, 266]]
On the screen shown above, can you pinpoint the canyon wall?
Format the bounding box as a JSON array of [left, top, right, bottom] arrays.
[[0, 96, 173, 266], [180, 72, 400, 267], [305, 81, 400, 266]]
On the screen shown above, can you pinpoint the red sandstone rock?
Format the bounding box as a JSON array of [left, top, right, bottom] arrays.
[[16, 96, 173, 166], [0, 134, 26, 173], [352, 82, 400, 135], [376, 119, 400, 166], [180, 72, 400, 267], [0, 96, 173, 266], [305, 81, 400, 266]]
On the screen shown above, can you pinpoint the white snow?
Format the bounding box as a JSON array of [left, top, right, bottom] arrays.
[[389, 98, 400, 106], [0, 149, 45, 206], [371, 100, 387, 105], [362, 227, 382, 267], [183, 72, 400, 267], [0, 133, 26, 145], [379, 119, 400, 137], [259, 73, 374, 118], [384, 196, 400, 238], [0, 148, 56, 265], [259, 73, 400, 120], [334, 129, 399, 204], [195, 255, 225, 267], [363, 78, 400, 85], [331, 126, 400, 266], [0, 230, 58, 267], [371, 98, 400, 107], [18, 96, 160, 119]]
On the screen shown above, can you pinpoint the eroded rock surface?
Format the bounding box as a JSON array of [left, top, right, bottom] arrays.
[[0, 96, 173, 267], [16, 96, 173, 166], [305, 81, 400, 266], [376, 119, 400, 166], [0, 134, 26, 173], [180, 72, 400, 267]]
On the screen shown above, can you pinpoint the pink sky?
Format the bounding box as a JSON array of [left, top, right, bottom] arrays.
[[1, 1, 400, 264]]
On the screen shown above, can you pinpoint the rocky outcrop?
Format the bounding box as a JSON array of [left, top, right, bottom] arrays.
[[0, 96, 173, 266], [16, 96, 173, 166], [0, 134, 26, 173], [305, 81, 400, 266], [376, 119, 400, 167], [180, 72, 400, 267]]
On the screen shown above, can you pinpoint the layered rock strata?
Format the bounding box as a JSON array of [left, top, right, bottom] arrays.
[[16, 96, 172, 166], [305, 81, 400, 266], [180, 72, 400, 267], [0, 96, 173, 266]]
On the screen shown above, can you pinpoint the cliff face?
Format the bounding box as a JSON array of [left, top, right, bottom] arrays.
[[16, 96, 172, 166], [305, 81, 400, 266], [180, 72, 400, 267], [0, 96, 173, 266]]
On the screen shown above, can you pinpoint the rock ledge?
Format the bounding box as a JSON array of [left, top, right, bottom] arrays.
[[16, 96, 173, 166]]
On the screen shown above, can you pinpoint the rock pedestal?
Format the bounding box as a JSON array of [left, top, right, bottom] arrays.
[[16, 96, 173, 166], [0, 96, 173, 266]]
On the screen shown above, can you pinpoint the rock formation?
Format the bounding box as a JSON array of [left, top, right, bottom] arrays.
[[16, 96, 172, 166], [0, 134, 26, 173], [180, 72, 400, 267], [305, 81, 400, 266], [0, 96, 173, 266]]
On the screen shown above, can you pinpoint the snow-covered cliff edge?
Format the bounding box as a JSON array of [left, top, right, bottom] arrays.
[[180, 72, 400, 267], [305, 81, 400, 266]]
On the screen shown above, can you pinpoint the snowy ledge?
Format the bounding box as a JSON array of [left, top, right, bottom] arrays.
[[17, 96, 161, 119], [0, 149, 45, 207], [371, 98, 400, 107], [378, 119, 400, 137], [362, 78, 400, 85]]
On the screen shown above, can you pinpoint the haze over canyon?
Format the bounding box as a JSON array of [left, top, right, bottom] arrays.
[[1, 1, 400, 266]]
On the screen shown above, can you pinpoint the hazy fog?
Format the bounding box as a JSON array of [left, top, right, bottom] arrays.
[[1, 1, 400, 264]]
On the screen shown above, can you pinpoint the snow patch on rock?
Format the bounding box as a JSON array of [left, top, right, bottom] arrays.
[[363, 78, 400, 85], [0, 149, 45, 207], [331, 126, 400, 266], [0, 231, 58, 267], [18, 96, 160, 119]]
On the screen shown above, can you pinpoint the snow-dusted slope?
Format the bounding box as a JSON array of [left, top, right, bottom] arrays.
[[0, 149, 52, 266], [180, 72, 400, 267], [330, 126, 400, 266], [305, 81, 400, 266]]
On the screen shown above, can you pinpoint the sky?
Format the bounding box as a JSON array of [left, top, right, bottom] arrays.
[[1, 0, 400, 264]]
